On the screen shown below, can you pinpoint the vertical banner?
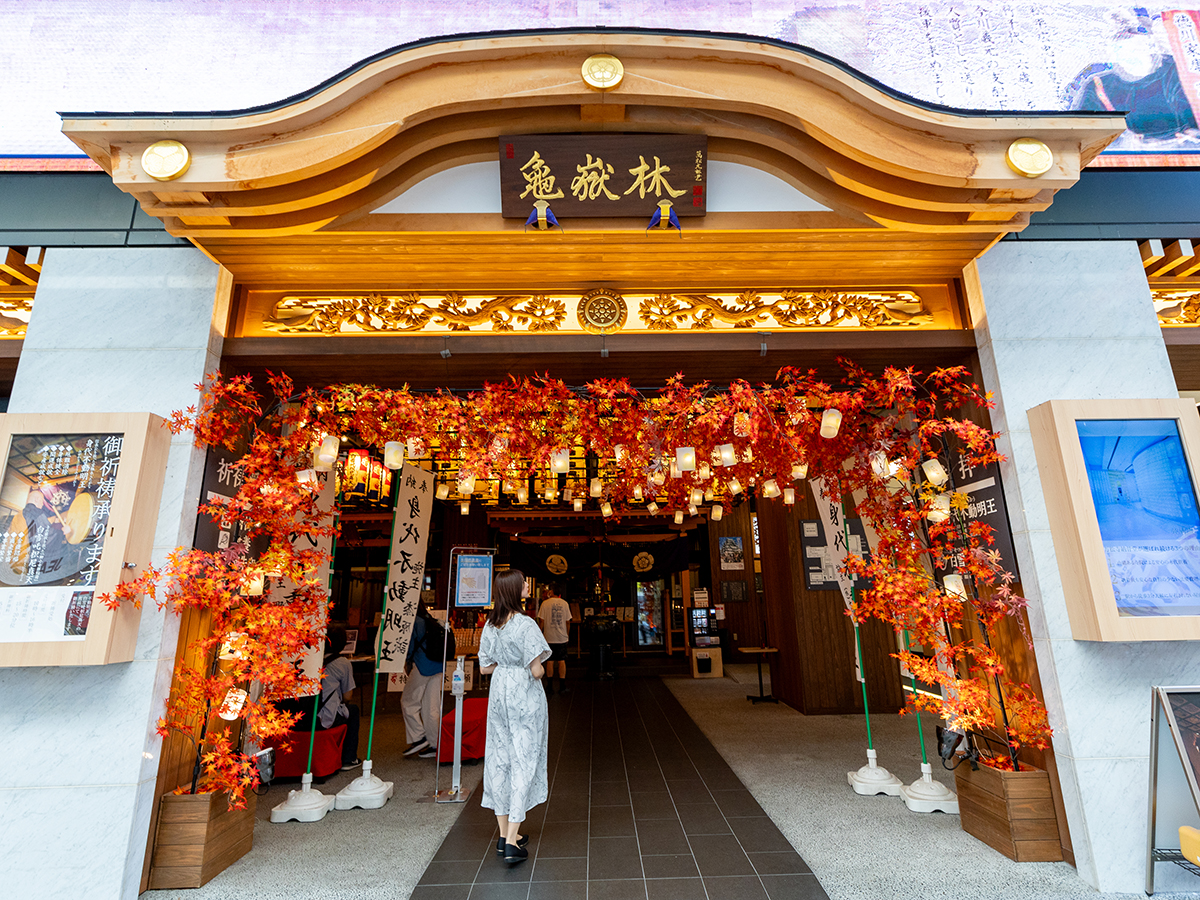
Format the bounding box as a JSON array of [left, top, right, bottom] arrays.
[[809, 477, 856, 610], [275, 470, 338, 696], [377, 464, 433, 673]]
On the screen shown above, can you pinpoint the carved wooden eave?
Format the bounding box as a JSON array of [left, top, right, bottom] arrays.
[[61, 28, 1124, 248]]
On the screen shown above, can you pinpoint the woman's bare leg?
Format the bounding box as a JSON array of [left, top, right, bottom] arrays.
[[505, 819, 523, 845]]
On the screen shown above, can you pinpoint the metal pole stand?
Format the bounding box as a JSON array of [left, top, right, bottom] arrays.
[[435, 656, 471, 804]]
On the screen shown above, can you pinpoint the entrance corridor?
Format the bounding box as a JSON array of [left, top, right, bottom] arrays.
[[413, 679, 827, 900]]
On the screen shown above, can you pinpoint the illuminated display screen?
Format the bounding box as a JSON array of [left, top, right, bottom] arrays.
[[6, 2, 1200, 166], [1077, 418, 1200, 617]]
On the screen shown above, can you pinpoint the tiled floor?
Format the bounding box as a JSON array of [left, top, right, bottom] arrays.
[[412, 678, 828, 900]]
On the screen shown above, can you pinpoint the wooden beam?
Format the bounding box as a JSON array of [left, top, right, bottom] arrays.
[[0, 248, 38, 286], [1147, 239, 1195, 277], [1140, 239, 1165, 268]]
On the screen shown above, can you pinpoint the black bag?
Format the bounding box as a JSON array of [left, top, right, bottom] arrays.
[[422, 616, 457, 662]]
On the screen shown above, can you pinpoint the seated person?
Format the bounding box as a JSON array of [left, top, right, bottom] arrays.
[[277, 625, 361, 770]]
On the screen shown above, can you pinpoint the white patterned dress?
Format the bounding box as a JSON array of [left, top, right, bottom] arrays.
[[478, 614, 552, 823]]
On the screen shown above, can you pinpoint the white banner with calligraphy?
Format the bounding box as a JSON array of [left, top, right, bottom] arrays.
[[276, 470, 338, 697], [377, 464, 433, 673], [810, 477, 857, 611]]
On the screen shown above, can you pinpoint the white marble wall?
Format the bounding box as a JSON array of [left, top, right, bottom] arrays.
[[968, 240, 1200, 894], [0, 248, 221, 899]]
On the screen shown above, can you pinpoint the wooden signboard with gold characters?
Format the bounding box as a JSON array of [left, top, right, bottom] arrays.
[[0, 412, 171, 666], [500, 134, 707, 218]]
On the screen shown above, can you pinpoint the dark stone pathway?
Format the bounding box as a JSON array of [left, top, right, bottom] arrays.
[[412, 678, 829, 900]]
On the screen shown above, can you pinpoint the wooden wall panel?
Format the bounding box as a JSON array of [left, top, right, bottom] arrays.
[[705, 501, 763, 657], [756, 485, 903, 715]]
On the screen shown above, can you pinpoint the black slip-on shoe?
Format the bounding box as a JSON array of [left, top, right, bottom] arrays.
[[504, 843, 529, 865], [496, 835, 529, 856]]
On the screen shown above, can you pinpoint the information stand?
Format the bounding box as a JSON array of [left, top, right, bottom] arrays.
[[1146, 685, 1200, 894]]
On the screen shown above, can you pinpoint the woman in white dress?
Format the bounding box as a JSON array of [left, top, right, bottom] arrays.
[[477, 568, 551, 864]]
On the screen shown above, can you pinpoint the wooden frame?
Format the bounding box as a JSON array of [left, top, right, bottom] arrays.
[[0, 412, 171, 666], [1028, 398, 1200, 641]]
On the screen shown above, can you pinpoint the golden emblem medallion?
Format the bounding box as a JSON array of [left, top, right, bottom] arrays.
[[1005, 138, 1053, 177], [546, 554, 569, 575], [577, 288, 628, 334], [141, 140, 191, 181], [582, 54, 624, 91], [633, 552, 654, 573]]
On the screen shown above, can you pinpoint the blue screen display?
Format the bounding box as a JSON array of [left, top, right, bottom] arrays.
[[1077, 418, 1200, 617]]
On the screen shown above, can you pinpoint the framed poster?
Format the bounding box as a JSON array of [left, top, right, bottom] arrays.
[[0, 413, 171, 666], [1029, 398, 1200, 641], [455, 553, 493, 608], [719, 536, 745, 571]]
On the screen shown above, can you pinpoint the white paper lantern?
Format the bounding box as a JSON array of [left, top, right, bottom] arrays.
[[943, 573, 967, 599], [820, 408, 842, 439], [676, 446, 697, 471], [551, 448, 570, 473], [718, 443, 737, 467], [460, 500, 471, 515], [516, 486, 529, 504], [590, 477, 603, 498], [762, 478, 781, 499], [647, 502, 659, 515], [435, 483, 451, 500], [783, 488, 796, 505], [314, 434, 340, 471], [922, 458, 949, 487], [632, 484, 644, 501], [791, 463, 808, 480], [573, 497, 584, 512], [728, 477, 743, 495], [711, 504, 724, 521], [674, 510, 684, 524], [383, 441, 405, 470], [926, 493, 951, 523], [601, 501, 613, 517]]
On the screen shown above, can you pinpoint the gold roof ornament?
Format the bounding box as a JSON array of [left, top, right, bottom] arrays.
[[1005, 138, 1054, 177], [577, 288, 628, 333], [140, 140, 191, 181], [581, 54, 624, 91]]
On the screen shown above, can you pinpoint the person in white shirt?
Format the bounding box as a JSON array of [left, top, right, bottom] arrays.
[[535, 583, 573, 695]]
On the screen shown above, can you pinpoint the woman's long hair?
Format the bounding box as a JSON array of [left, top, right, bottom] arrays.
[[487, 568, 526, 628]]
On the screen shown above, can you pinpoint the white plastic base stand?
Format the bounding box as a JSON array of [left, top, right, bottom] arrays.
[[270, 772, 336, 823], [847, 748, 903, 796], [900, 762, 960, 814], [335, 759, 394, 810]]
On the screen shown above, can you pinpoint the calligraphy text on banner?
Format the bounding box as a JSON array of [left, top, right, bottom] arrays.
[[377, 464, 433, 673], [499, 134, 707, 218]]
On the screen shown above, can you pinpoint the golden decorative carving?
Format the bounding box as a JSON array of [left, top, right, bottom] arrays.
[[141, 140, 191, 181], [1005, 138, 1053, 177], [1154, 289, 1200, 325], [260, 289, 930, 335], [581, 54, 624, 91], [577, 288, 628, 333], [0, 298, 32, 336], [264, 292, 567, 334], [638, 290, 930, 330]]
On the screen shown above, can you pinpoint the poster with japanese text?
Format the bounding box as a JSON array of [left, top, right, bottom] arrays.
[[454, 554, 493, 607], [0, 433, 124, 643], [377, 464, 433, 673]]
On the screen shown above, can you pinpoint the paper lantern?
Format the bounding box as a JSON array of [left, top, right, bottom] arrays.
[[435, 482, 451, 500], [516, 486, 529, 504], [647, 502, 659, 514], [563, 487, 574, 502], [870, 451, 890, 479], [690, 488, 704, 506], [704, 487, 714, 501], [669, 460, 680, 479], [460, 500, 471, 515], [676, 447, 697, 471], [590, 477, 603, 498], [761, 478, 781, 499], [792, 463, 808, 480], [314, 434, 340, 471], [544, 486, 557, 501], [219, 631, 248, 659], [406, 437, 423, 459], [551, 448, 570, 473], [457, 472, 476, 495], [601, 501, 613, 517], [711, 503, 724, 521], [573, 497, 584, 512], [783, 488, 796, 505], [613, 444, 627, 462], [632, 484, 644, 501], [383, 441, 405, 470], [820, 408, 842, 439], [674, 510, 684, 524], [698, 462, 712, 481], [688, 504, 698, 516], [651, 470, 666, 486], [922, 458, 949, 486], [718, 443, 737, 467], [943, 573, 967, 599], [728, 477, 743, 495], [926, 493, 951, 523], [296, 468, 319, 489]]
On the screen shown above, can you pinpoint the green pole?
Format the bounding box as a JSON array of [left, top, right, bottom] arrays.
[[843, 502, 873, 750], [307, 490, 341, 776], [903, 628, 928, 766], [365, 491, 401, 763]]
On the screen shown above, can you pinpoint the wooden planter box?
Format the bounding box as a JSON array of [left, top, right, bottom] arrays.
[[954, 762, 1062, 862], [148, 791, 256, 889]]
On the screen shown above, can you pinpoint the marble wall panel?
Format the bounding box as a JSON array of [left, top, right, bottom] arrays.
[[0, 247, 221, 899], [968, 240, 1200, 893]]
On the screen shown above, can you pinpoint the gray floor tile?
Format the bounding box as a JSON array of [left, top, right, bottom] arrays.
[[687, 835, 755, 877], [748, 851, 810, 875], [410, 886, 473, 900], [591, 804, 636, 837], [634, 819, 691, 855], [645, 878, 706, 900], [531, 855, 587, 882], [468, 883, 531, 900], [728, 817, 794, 853], [529, 881, 587, 900], [759, 873, 829, 900], [703, 875, 770, 900], [676, 801, 732, 835], [631, 791, 677, 818], [473, 857, 535, 884], [710, 790, 765, 819], [537, 821, 589, 858], [588, 836, 644, 880], [419, 860, 481, 885], [588, 879, 651, 900], [641, 853, 701, 879]]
